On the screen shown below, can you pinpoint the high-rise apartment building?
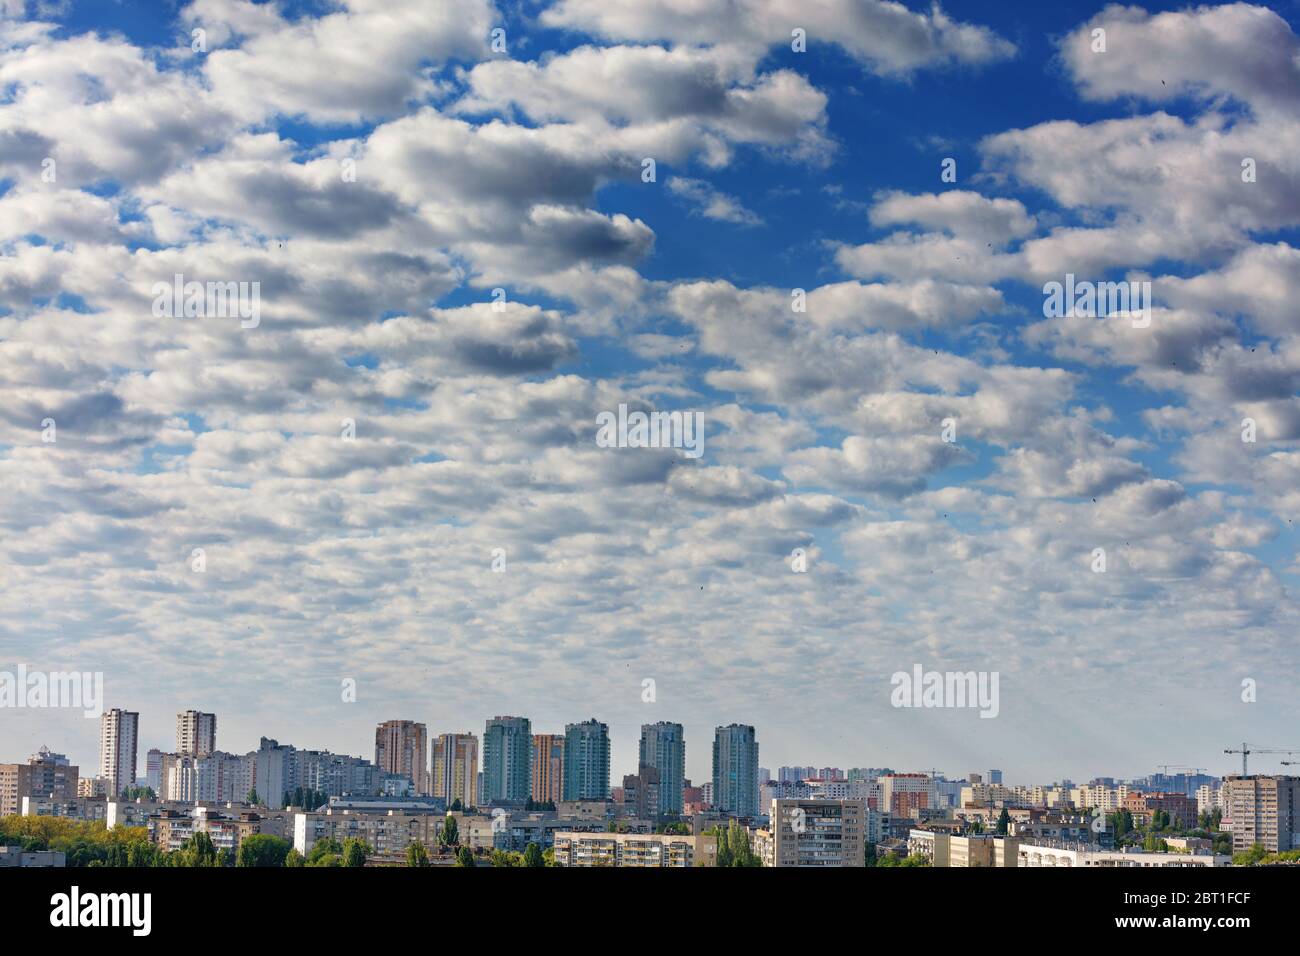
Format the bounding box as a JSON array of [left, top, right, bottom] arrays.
[[712, 724, 759, 818], [0, 747, 78, 816], [531, 734, 564, 805], [1223, 775, 1300, 853], [639, 722, 685, 816], [374, 720, 429, 795], [563, 719, 610, 801], [482, 716, 532, 804], [879, 773, 932, 816], [759, 798, 866, 867], [432, 732, 479, 808], [146, 748, 164, 793], [176, 710, 217, 756], [99, 708, 139, 797]]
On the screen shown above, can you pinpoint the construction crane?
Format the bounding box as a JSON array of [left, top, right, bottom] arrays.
[[1156, 765, 1207, 776], [1223, 743, 1300, 776]]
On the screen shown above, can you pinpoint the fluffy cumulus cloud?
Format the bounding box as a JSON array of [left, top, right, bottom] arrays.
[[0, 0, 1297, 783]]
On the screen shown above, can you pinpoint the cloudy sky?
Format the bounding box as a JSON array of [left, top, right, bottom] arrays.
[[2, 0, 1299, 788]]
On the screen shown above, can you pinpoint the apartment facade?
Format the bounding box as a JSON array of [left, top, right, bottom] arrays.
[[760, 798, 866, 867], [530, 734, 564, 805], [909, 829, 1019, 867], [1223, 775, 1300, 853], [639, 722, 685, 817], [712, 724, 759, 818], [374, 720, 429, 796], [879, 773, 931, 816], [432, 732, 479, 808], [483, 716, 532, 804], [176, 710, 217, 756], [99, 708, 139, 797], [553, 831, 717, 867], [563, 719, 610, 802], [1019, 840, 1230, 867], [0, 748, 78, 817]]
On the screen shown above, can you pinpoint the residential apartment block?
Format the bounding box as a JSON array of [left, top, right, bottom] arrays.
[[1222, 775, 1300, 853], [552, 831, 717, 867], [756, 798, 866, 867]]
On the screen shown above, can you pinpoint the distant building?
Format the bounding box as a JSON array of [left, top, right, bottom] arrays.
[[620, 767, 661, 820], [0, 847, 65, 867], [1018, 839, 1229, 867], [176, 710, 217, 756], [77, 777, 111, 799], [910, 829, 1018, 867], [0, 747, 78, 816], [146, 749, 164, 793], [530, 734, 564, 805], [483, 716, 532, 804], [374, 720, 429, 795], [432, 733, 479, 808], [563, 719, 610, 801], [638, 722, 685, 816], [99, 709, 138, 797], [1123, 791, 1198, 830], [712, 724, 759, 818], [879, 773, 931, 816]]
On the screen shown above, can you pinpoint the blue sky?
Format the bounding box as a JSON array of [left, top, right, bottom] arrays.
[[1, 0, 1299, 788]]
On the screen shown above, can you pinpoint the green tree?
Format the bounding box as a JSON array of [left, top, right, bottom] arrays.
[[524, 842, 544, 867], [864, 841, 877, 867], [726, 820, 759, 867], [995, 808, 1011, 835], [306, 836, 343, 867], [1233, 843, 1268, 867], [341, 837, 368, 868], [237, 834, 292, 867], [284, 848, 305, 868], [440, 814, 459, 846], [246, 789, 260, 806], [176, 831, 219, 868], [455, 846, 475, 867], [406, 841, 430, 868], [715, 825, 732, 867], [450, 798, 463, 812]]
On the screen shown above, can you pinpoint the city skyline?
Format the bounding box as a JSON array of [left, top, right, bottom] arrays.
[[2, 703, 1289, 792]]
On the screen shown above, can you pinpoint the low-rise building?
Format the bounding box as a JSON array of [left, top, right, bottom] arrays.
[[0, 847, 66, 867], [1018, 840, 1230, 867], [552, 831, 716, 867]]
